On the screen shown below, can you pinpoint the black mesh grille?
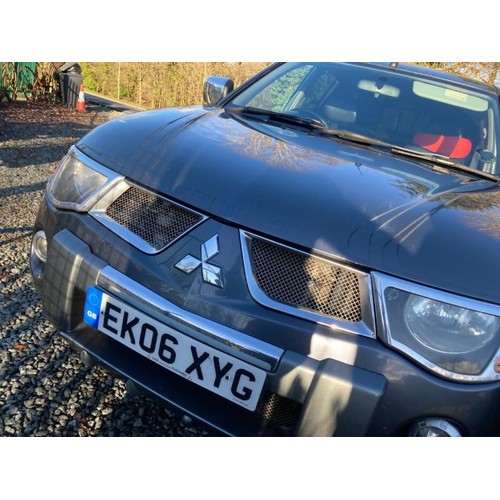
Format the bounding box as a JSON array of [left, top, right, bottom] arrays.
[[105, 187, 202, 251], [251, 238, 362, 322], [255, 391, 302, 431]]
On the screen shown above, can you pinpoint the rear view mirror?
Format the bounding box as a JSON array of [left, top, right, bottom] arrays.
[[358, 79, 400, 97]]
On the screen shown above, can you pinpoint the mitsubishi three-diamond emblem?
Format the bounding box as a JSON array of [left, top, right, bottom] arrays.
[[174, 234, 223, 288]]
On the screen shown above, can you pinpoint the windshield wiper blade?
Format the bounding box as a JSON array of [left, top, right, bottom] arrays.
[[313, 128, 499, 182], [390, 146, 499, 182], [315, 128, 499, 182], [312, 128, 395, 148], [225, 105, 325, 129], [226, 108, 499, 182]]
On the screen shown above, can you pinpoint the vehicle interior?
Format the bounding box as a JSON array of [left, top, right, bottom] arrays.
[[241, 63, 499, 176]]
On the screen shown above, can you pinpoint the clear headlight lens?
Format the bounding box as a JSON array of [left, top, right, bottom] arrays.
[[47, 148, 120, 211], [405, 296, 498, 354], [373, 273, 500, 382]]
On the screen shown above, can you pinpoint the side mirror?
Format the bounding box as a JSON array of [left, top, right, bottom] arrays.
[[203, 76, 234, 107]]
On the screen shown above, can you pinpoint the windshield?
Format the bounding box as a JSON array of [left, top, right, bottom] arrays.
[[230, 63, 500, 178]]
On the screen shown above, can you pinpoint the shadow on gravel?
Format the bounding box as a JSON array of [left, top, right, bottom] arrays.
[[0, 268, 37, 332], [0, 228, 34, 247], [0, 180, 46, 198], [0, 143, 72, 168], [0, 101, 125, 169], [1, 120, 100, 141]]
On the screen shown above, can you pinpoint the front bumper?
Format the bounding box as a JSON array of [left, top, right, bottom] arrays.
[[32, 202, 500, 436], [37, 228, 387, 436]]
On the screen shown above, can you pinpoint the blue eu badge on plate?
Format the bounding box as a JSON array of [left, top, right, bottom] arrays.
[[84, 287, 103, 329]]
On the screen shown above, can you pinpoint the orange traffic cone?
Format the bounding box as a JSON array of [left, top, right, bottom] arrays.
[[76, 84, 86, 112]]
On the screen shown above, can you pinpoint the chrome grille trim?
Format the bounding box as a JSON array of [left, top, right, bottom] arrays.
[[90, 182, 206, 254], [240, 231, 376, 338]]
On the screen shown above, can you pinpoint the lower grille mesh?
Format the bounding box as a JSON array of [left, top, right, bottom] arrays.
[[256, 392, 302, 432], [105, 186, 202, 251], [250, 238, 362, 322]]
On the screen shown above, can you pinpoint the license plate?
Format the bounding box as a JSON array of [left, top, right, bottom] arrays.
[[83, 287, 266, 411]]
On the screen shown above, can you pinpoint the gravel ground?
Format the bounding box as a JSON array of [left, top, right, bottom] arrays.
[[0, 101, 209, 437]]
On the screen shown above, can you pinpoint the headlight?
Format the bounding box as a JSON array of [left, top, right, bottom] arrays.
[[405, 296, 497, 354], [47, 147, 123, 211], [373, 273, 500, 382]]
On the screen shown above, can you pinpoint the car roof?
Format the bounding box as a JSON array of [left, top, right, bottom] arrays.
[[360, 62, 500, 97]]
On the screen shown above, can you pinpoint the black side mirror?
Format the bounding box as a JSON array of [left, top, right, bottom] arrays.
[[203, 76, 234, 107]]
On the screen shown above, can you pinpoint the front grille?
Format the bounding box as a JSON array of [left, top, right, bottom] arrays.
[[250, 237, 362, 323], [105, 186, 202, 252]]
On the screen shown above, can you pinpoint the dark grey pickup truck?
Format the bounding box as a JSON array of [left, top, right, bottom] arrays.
[[30, 62, 500, 436]]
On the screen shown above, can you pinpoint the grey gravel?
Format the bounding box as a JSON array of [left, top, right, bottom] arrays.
[[0, 101, 209, 437]]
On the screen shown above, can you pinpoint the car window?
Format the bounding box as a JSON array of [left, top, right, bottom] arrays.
[[246, 65, 313, 111], [230, 63, 500, 177]]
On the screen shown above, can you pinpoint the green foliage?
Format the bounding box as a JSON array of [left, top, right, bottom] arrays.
[[250, 65, 312, 112], [79, 62, 99, 92]]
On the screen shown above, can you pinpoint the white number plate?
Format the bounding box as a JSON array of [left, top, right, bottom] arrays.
[[83, 287, 266, 411]]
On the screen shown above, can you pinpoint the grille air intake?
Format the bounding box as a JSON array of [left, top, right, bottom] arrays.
[[105, 186, 202, 252], [255, 391, 302, 435], [250, 237, 362, 323]]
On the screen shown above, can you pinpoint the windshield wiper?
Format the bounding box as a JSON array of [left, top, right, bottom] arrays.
[[226, 107, 499, 182], [389, 146, 499, 182], [311, 128, 396, 148], [225, 105, 325, 130], [313, 128, 499, 182]]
